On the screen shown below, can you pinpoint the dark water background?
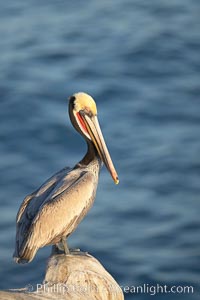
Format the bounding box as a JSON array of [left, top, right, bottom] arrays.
[[0, 1, 200, 299]]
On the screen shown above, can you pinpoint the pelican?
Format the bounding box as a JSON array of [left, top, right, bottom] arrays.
[[14, 92, 119, 263]]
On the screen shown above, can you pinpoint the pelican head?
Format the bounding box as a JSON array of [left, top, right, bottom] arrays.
[[69, 92, 119, 184]]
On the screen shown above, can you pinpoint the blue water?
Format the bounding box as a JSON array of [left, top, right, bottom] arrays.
[[0, 1, 200, 299]]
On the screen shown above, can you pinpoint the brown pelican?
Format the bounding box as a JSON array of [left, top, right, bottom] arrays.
[[14, 92, 119, 263]]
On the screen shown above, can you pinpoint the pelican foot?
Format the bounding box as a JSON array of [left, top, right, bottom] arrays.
[[69, 249, 90, 256], [70, 248, 80, 252], [52, 245, 83, 256]]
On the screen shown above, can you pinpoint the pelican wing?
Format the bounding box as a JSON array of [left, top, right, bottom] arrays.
[[16, 166, 71, 223], [14, 166, 71, 259], [19, 170, 96, 261]]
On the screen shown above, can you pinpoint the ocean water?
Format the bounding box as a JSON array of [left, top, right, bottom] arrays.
[[0, 1, 200, 299]]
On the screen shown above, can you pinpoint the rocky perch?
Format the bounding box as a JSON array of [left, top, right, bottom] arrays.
[[0, 250, 124, 300]]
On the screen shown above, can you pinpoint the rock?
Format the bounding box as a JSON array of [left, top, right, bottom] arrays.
[[0, 251, 124, 300]]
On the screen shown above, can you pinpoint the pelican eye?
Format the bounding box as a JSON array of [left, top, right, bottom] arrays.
[[79, 109, 93, 118], [87, 111, 94, 118]]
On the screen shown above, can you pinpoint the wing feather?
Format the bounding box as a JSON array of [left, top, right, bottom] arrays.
[[14, 166, 71, 259], [21, 171, 96, 253]]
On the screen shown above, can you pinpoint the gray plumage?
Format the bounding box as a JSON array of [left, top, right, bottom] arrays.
[[14, 158, 100, 263], [13, 92, 118, 263]]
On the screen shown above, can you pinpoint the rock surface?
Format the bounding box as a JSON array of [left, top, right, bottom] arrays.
[[0, 251, 124, 300]]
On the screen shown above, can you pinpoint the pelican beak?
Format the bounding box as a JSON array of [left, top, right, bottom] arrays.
[[80, 113, 119, 184]]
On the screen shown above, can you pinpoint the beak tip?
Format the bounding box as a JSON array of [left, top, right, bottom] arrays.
[[114, 177, 119, 185]]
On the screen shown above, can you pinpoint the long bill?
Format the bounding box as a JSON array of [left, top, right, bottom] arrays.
[[81, 113, 119, 184]]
